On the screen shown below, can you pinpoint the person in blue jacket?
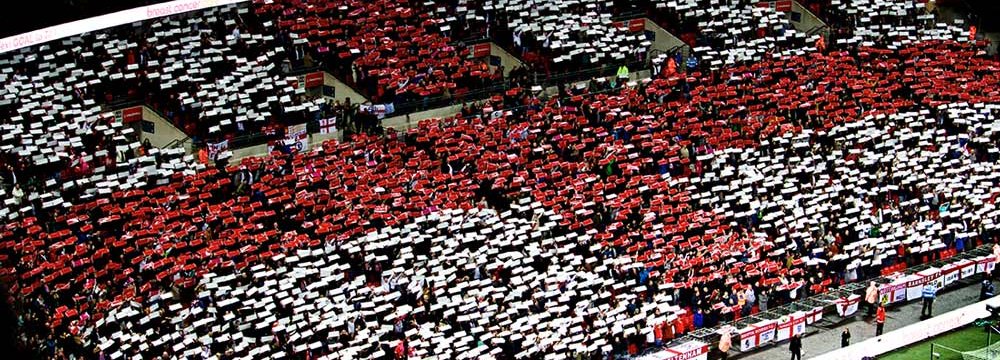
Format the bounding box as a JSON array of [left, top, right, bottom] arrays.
[[921, 282, 938, 318], [686, 54, 699, 72]]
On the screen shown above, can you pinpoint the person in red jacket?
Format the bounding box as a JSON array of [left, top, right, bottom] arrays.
[[653, 322, 664, 346], [664, 56, 677, 77], [661, 320, 674, 341], [875, 304, 886, 336]]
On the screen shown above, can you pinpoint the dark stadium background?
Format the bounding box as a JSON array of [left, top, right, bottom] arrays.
[[1, 0, 165, 37]]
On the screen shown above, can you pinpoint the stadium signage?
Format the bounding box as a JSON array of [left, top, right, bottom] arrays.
[[267, 124, 308, 153], [941, 263, 961, 286], [880, 255, 995, 306], [813, 295, 1000, 360], [207, 140, 229, 160], [738, 320, 777, 352], [905, 268, 942, 301], [663, 341, 709, 360], [976, 255, 997, 274], [805, 306, 823, 324], [958, 259, 977, 279], [636, 340, 708, 360], [775, 311, 807, 341], [756, 0, 793, 12], [879, 279, 909, 305]]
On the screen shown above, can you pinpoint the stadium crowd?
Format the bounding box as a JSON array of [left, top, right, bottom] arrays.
[[0, 0, 998, 360], [646, 0, 814, 69], [253, 0, 503, 108], [0, 2, 367, 227]]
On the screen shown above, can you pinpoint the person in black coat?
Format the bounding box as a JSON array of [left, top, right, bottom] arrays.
[[790, 334, 802, 360], [981, 279, 995, 301], [841, 328, 851, 347]]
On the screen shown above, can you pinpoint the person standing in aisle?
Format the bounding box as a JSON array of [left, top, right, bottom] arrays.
[[789, 334, 802, 360], [875, 304, 886, 336], [921, 282, 937, 318], [841, 328, 851, 347], [718, 327, 732, 360], [981, 278, 995, 301], [865, 282, 879, 317]]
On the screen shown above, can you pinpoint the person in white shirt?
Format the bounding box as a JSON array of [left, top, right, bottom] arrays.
[[993, 242, 1000, 274], [865, 282, 879, 316], [744, 286, 757, 315], [513, 30, 523, 54], [11, 184, 23, 206]]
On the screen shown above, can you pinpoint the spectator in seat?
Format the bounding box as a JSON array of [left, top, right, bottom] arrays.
[[759, 288, 769, 313], [10, 184, 23, 206], [693, 308, 704, 329]]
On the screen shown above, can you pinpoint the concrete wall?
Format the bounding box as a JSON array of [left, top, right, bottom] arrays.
[[324, 72, 368, 104], [489, 43, 525, 76], [229, 143, 269, 163], [309, 131, 341, 147], [228, 131, 343, 163], [985, 32, 1000, 55], [139, 106, 190, 152], [381, 103, 465, 131], [228, 103, 461, 163], [790, 1, 829, 38], [546, 69, 653, 96], [644, 18, 690, 56]]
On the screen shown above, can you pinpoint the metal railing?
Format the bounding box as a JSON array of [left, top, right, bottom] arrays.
[[216, 121, 311, 150], [807, 24, 830, 36], [666, 44, 688, 57], [288, 11, 655, 120], [391, 82, 510, 115], [538, 58, 649, 87], [164, 136, 191, 150], [283, 63, 324, 77], [380, 55, 651, 118]]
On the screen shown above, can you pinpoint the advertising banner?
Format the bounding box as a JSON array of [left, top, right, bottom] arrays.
[[739, 320, 776, 352]]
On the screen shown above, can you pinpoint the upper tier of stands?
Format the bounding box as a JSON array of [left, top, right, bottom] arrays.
[[254, 0, 498, 108], [646, 0, 814, 69], [0, 2, 339, 224]]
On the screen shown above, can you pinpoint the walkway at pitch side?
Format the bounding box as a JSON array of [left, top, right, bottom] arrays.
[[733, 270, 987, 360]]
